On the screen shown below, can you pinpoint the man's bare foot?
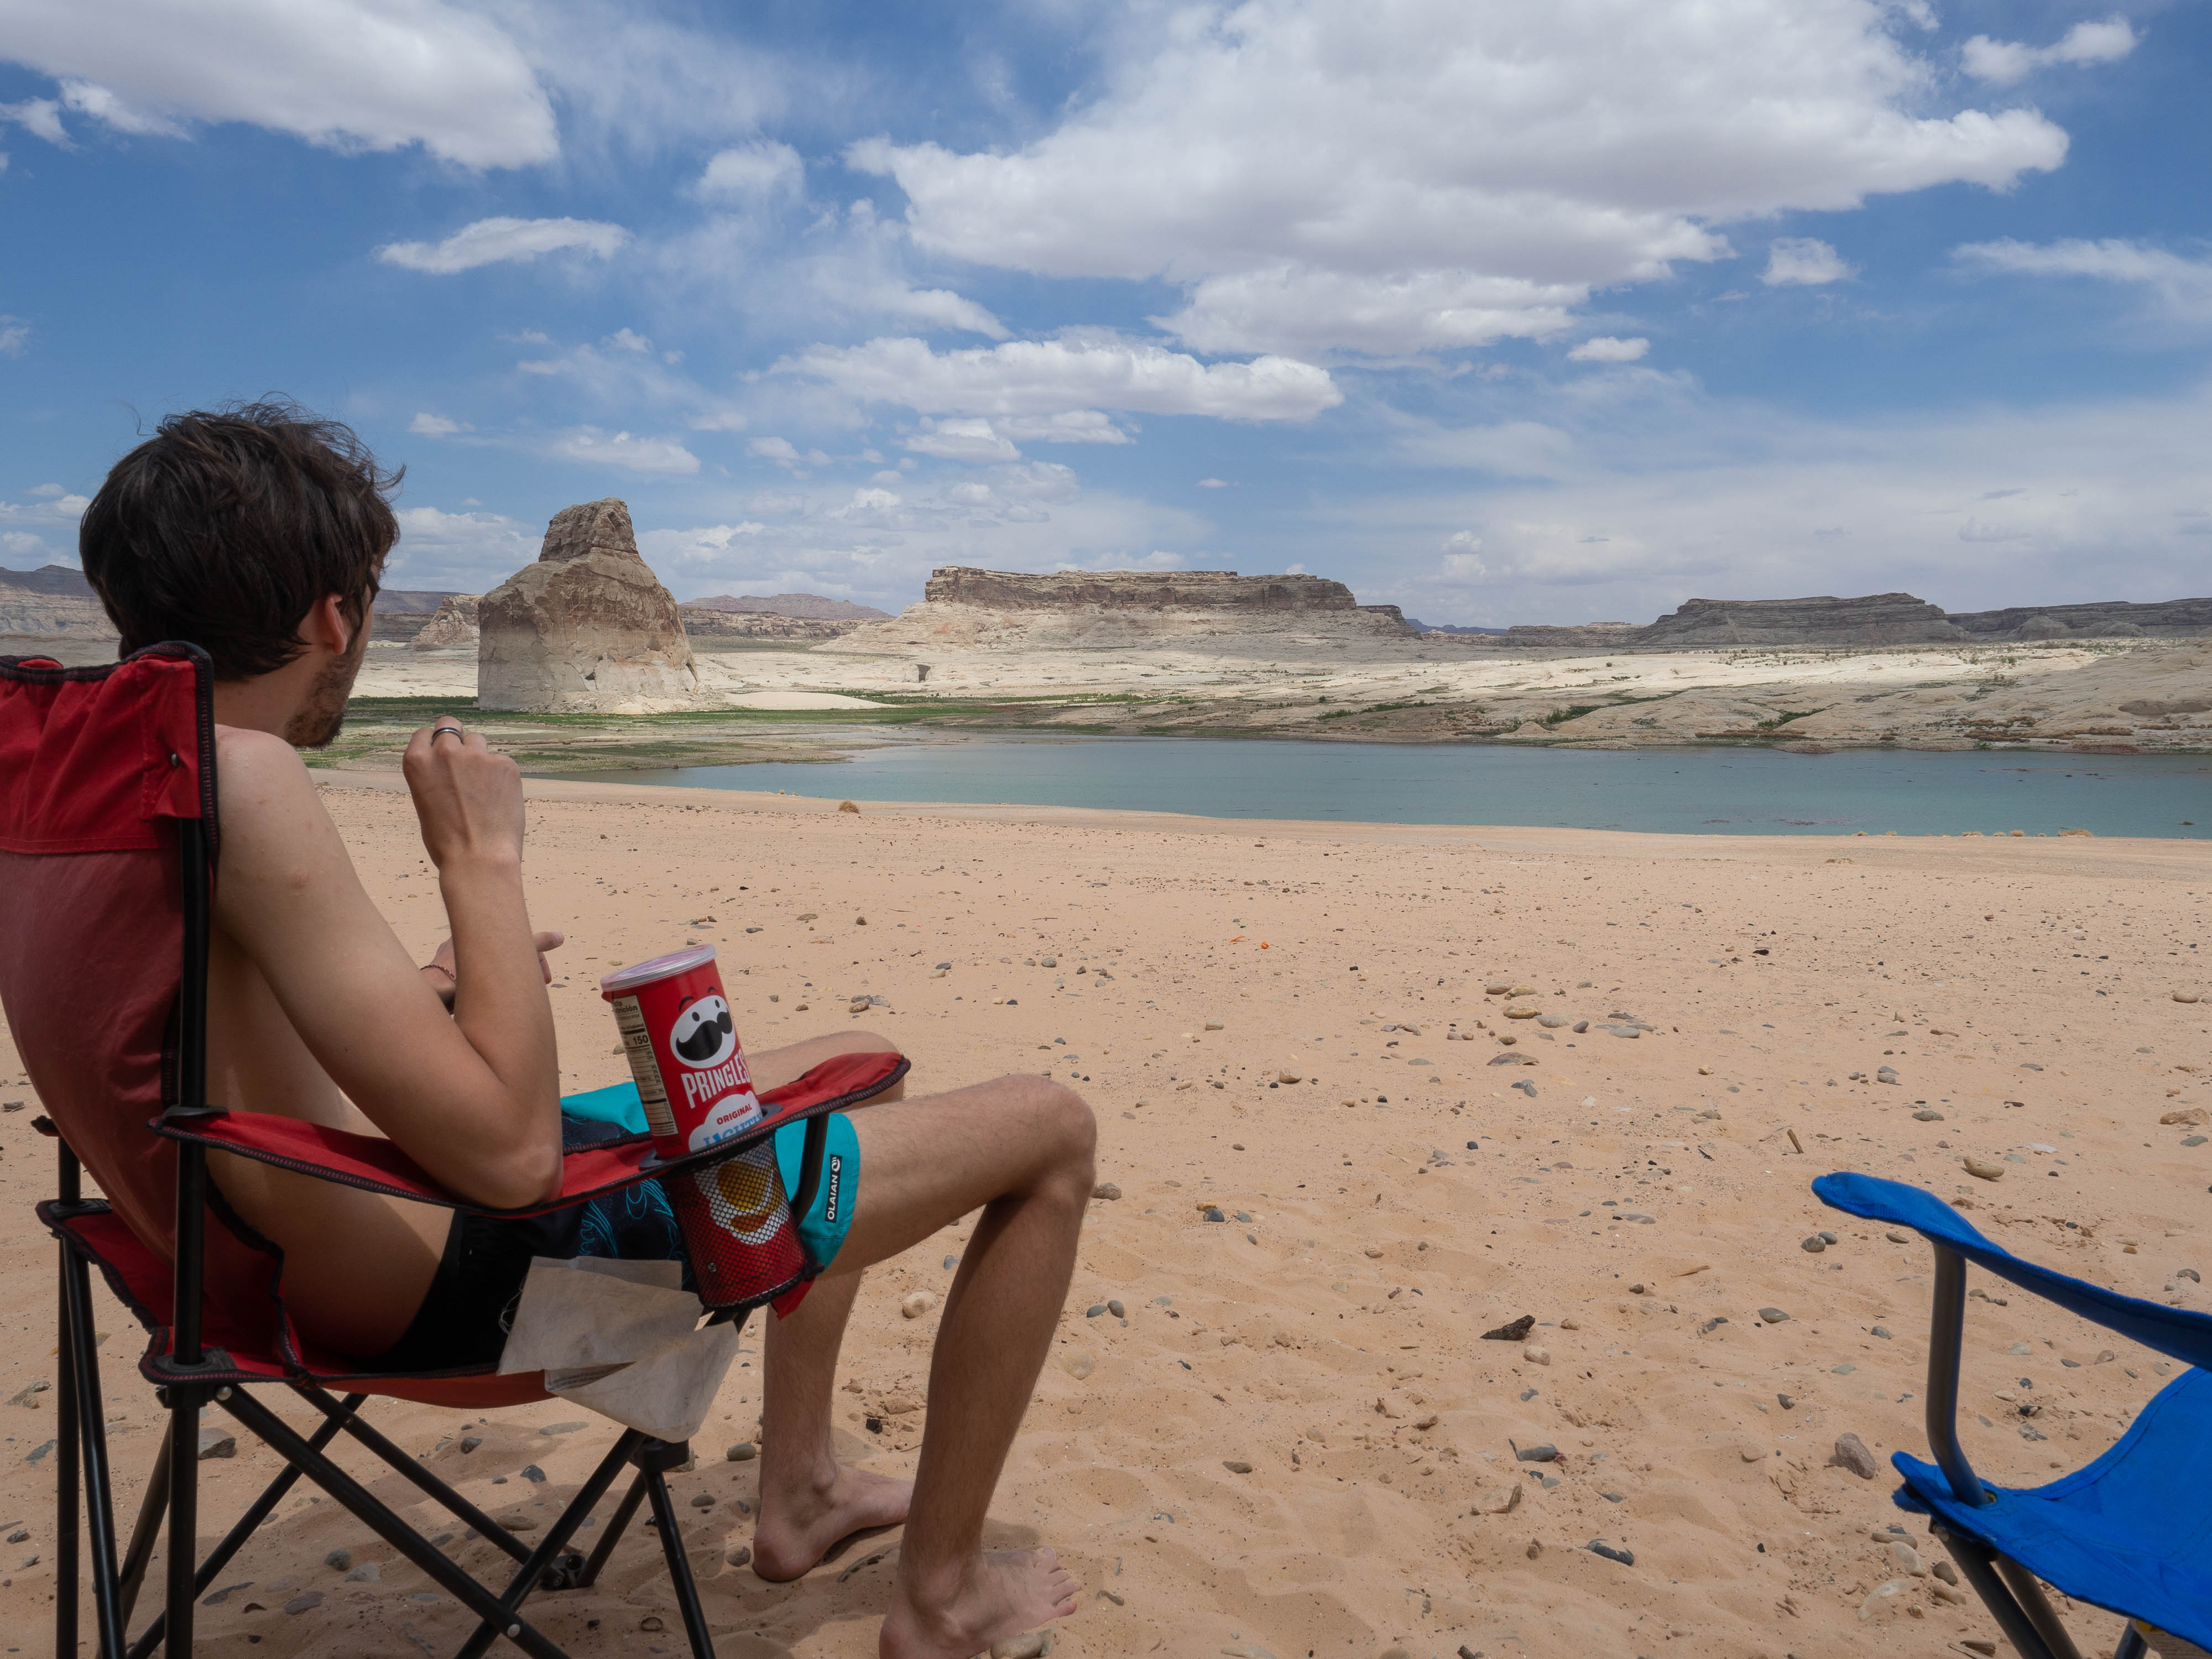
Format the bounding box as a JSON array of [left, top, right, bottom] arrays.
[[752, 1465, 915, 1582], [879, 1548, 1078, 1659]]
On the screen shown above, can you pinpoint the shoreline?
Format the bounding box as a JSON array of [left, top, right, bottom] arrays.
[[320, 767, 2212, 865]]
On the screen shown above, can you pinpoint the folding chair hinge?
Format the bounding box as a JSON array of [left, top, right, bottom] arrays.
[[46, 1198, 108, 1221], [147, 1348, 237, 1386], [629, 1437, 693, 1475]]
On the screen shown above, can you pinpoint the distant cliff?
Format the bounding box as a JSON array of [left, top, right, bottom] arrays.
[[831, 566, 1418, 651], [1945, 598, 2212, 639], [686, 592, 890, 621]]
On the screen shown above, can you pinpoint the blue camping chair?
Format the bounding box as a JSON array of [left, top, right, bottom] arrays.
[[1813, 1173, 2212, 1659]]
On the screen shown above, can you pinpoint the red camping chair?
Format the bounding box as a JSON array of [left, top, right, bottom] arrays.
[[0, 643, 907, 1658]]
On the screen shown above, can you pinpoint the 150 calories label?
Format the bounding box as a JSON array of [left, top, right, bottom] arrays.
[[611, 994, 679, 1140]]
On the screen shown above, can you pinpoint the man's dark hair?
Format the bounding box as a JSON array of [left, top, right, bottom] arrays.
[[80, 399, 401, 679]]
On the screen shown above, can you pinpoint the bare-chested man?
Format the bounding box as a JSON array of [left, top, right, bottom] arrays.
[[76, 402, 1092, 1659]]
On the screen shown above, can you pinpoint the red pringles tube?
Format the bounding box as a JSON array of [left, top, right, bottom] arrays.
[[601, 945, 762, 1154], [601, 946, 805, 1308]]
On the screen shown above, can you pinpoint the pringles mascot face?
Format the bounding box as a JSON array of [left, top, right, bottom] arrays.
[[670, 994, 737, 1068]]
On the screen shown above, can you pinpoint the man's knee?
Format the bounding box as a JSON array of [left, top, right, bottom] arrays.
[[1013, 1073, 1095, 1182]]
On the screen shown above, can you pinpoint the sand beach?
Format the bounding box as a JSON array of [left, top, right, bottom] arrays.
[[1, 781, 2205, 1657]]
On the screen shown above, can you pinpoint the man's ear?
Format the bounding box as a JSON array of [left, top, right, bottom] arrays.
[[298, 593, 356, 656]]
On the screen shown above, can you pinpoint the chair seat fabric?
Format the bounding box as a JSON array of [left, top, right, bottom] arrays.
[[1891, 1368, 2212, 1650]]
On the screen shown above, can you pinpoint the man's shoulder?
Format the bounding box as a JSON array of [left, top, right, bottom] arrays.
[[214, 726, 324, 818]]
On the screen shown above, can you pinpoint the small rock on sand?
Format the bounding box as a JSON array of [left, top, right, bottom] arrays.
[[1962, 1155, 2006, 1181], [726, 1441, 757, 1461], [1223, 1459, 1254, 1474], [901, 1292, 938, 1318], [1523, 1345, 1551, 1366], [1801, 1235, 1826, 1253], [197, 1425, 236, 1460], [1472, 1483, 1522, 1514], [725, 1545, 752, 1568], [1830, 1432, 1881, 1479], [1092, 1181, 1122, 1200], [989, 1632, 1051, 1658], [1759, 1307, 1790, 1323], [1483, 1314, 1535, 1342]]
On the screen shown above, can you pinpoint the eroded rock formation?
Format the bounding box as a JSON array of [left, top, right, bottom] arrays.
[[0, 565, 115, 641], [477, 499, 702, 712], [687, 592, 890, 621], [679, 606, 863, 642], [833, 566, 1416, 651], [406, 593, 479, 650]]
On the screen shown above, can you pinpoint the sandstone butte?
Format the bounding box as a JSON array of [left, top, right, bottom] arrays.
[[475, 498, 705, 713], [835, 566, 1420, 650]]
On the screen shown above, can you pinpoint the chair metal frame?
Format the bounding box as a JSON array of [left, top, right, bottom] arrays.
[[1916, 1244, 2152, 1659], [34, 672, 843, 1658]]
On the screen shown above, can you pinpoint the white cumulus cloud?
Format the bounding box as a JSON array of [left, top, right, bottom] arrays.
[[544, 428, 700, 475], [0, 0, 556, 167], [853, 0, 2068, 357], [903, 418, 1022, 462], [773, 336, 1341, 422], [1567, 336, 1649, 362], [0, 96, 67, 145], [1961, 18, 2138, 86], [0, 316, 28, 356], [1762, 237, 1855, 286], [407, 411, 469, 436], [694, 139, 804, 199], [377, 216, 630, 274]]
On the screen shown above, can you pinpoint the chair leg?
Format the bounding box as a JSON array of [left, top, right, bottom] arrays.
[[115, 1418, 174, 1627], [644, 1469, 716, 1659], [1995, 1556, 2088, 1659], [61, 1245, 128, 1657], [577, 1470, 651, 1589], [163, 1388, 200, 1657], [1934, 1526, 2067, 1659], [291, 1386, 534, 1566], [451, 1430, 645, 1659], [125, 1396, 363, 1659], [215, 1390, 568, 1659], [56, 1243, 81, 1659], [2113, 1623, 2148, 1659]]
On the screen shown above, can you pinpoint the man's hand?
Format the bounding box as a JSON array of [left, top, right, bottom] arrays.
[[402, 716, 525, 871], [424, 929, 566, 1009]]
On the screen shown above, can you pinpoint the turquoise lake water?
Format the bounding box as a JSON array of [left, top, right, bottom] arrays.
[[577, 736, 2210, 838]]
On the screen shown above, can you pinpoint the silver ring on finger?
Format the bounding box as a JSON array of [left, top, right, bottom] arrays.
[[432, 724, 466, 742]]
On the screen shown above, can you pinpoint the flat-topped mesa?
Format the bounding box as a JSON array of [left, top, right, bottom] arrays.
[[833, 566, 1417, 651], [1945, 597, 2212, 640], [1638, 593, 1966, 648], [477, 498, 704, 712]]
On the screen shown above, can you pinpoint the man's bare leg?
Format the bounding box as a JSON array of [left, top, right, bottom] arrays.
[[801, 1072, 1093, 1659], [744, 1030, 916, 1577], [751, 1269, 915, 1579]]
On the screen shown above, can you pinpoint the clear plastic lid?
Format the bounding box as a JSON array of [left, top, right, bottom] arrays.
[[599, 942, 719, 995]]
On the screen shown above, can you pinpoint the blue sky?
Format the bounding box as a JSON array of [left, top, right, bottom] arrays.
[[3, 0, 2209, 625]]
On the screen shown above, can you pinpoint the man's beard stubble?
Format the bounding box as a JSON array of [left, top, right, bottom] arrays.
[[283, 613, 371, 749]]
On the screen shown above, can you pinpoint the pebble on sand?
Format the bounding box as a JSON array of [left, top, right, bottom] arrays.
[[726, 1441, 757, 1462], [1522, 1345, 1552, 1366], [1222, 1459, 1254, 1474], [1830, 1432, 1881, 1480], [900, 1291, 938, 1319], [1472, 1483, 1522, 1514], [725, 1546, 752, 1568], [1483, 1314, 1536, 1342], [1092, 1181, 1123, 1200], [1962, 1155, 2007, 1181], [1757, 1307, 1790, 1323], [989, 1633, 1051, 1658]]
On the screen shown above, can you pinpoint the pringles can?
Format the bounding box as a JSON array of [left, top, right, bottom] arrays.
[[601, 945, 806, 1310]]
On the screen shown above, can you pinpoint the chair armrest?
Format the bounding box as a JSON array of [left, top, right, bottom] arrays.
[[1814, 1172, 2212, 1373], [152, 1050, 908, 1218]]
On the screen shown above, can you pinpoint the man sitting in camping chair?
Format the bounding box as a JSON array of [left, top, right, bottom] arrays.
[[72, 402, 1094, 1659]]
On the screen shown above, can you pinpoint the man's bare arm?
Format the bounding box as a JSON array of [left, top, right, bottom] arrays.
[[212, 724, 564, 1208]]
